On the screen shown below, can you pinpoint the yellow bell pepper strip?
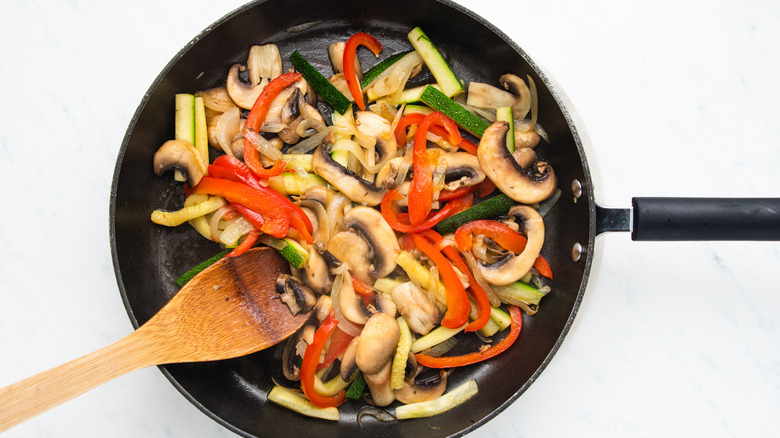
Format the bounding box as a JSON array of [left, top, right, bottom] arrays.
[[343, 32, 382, 110], [243, 72, 302, 178], [301, 310, 347, 408], [418, 229, 491, 332], [410, 233, 470, 329], [455, 220, 553, 279], [380, 189, 472, 234], [415, 305, 522, 368], [408, 112, 462, 225]]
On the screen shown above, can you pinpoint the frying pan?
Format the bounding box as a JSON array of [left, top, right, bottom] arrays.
[[3, 0, 776, 438]]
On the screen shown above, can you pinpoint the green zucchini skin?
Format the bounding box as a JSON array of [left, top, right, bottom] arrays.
[[290, 50, 352, 115], [434, 194, 515, 235]]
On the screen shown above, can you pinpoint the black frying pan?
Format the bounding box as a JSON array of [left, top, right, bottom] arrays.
[[110, 0, 780, 437]]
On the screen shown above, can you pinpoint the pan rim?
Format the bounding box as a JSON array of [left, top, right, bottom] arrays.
[[108, 0, 598, 436]]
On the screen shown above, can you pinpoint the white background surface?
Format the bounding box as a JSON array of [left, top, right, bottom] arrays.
[[2, 0, 779, 436]]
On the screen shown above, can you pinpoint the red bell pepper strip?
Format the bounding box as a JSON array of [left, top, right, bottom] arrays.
[[316, 327, 355, 372], [417, 229, 491, 332], [210, 155, 263, 189], [395, 112, 476, 154], [193, 177, 289, 238], [415, 305, 523, 368], [410, 233, 470, 328], [475, 178, 497, 198], [380, 189, 472, 233], [408, 112, 462, 225], [243, 72, 302, 178], [437, 185, 477, 202], [208, 156, 314, 244], [455, 220, 530, 253], [455, 219, 553, 279], [227, 229, 260, 258], [343, 32, 382, 110], [301, 310, 347, 408], [351, 275, 374, 297]]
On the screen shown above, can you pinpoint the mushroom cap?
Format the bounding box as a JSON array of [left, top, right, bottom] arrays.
[[394, 370, 448, 405], [477, 121, 556, 205], [342, 206, 401, 279], [441, 151, 486, 191], [327, 230, 372, 284], [391, 281, 439, 335], [473, 205, 545, 286], [152, 139, 206, 187], [356, 313, 400, 375]]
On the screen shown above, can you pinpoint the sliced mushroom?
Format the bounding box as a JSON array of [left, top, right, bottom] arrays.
[[466, 82, 516, 111], [356, 313, 400, 375], [153, 139, 207, 186], [355, 111, 398, 167], [466, 73, 532, 120], [248, 44, 282, 87], [473, 205, 545, 286], [340, 336, 361, 382], [478, 121, 556, 204], [391, 282, 440, 335], [281, 327, 304, 381], [394, 370, 449, 404], [342, 207, 401, 279], [311, 142, 389, 206], [305, 247, 333, 294], [499, 73, 532, 120], [441, 151, 486, 191], [364, 361, 394, 407], [328, 41, 362, 78], [275, 274, 317, 316], [327, 230, 372, 283], [337, 271, 396, 325], [226, 44, 282, 110]]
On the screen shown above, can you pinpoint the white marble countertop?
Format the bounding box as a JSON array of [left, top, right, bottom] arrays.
[[2, 0, 779, 436]]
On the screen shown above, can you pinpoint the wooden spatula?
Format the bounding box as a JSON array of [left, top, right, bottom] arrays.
[[0, 247, 307, 432]]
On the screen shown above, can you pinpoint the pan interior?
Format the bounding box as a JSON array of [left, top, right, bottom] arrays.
[[110, 0, 595, 436]]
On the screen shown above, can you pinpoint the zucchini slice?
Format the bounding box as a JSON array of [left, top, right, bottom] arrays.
[[290, 50, 352, 114], [408, 27, 463, 97]]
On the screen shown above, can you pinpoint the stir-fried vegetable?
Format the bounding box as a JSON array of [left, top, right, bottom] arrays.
[[149, 26, 556, 421]]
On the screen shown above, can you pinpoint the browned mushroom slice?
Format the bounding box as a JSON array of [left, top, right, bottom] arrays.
[[152, 139, 206, 186], [477, 121, 556, 205]]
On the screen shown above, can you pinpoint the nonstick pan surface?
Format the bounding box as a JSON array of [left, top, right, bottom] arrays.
[[2, 0, 780, 437]]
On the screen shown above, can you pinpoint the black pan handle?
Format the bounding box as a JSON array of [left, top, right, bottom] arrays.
[[631, 197, 780, 241]]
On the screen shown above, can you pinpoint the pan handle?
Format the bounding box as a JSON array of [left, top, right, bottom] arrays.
[[630, 197, 780, 241]]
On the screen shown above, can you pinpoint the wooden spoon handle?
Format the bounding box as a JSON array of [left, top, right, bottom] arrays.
[[0, 331, 158, 432]]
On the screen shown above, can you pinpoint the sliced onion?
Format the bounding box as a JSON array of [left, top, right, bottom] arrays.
[[393, 147, 414, 188], [329, 272, 364, 337], [419, 337, 458, 357], [287, 157, 310, 182], [330, 138, 386, 175], [365, 51, 422, 98], [527, 74, 539, 130], [197, 87, 237, 113], [209, 204, 235, 242], [219, 216, 255, 246], [215, 107, 241, 156], [462, 251, 501, 308], [286, 126, 330, 154], [326, 192, 351, 238], [244, 128, 284, 161]]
